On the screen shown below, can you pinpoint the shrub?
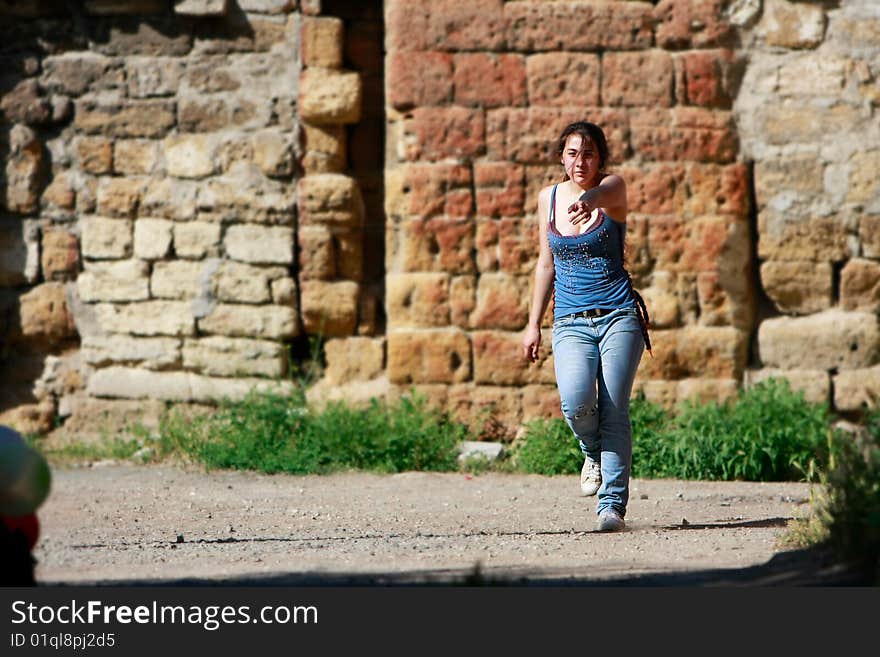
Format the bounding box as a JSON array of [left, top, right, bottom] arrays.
[[512, 417, 581, 475]]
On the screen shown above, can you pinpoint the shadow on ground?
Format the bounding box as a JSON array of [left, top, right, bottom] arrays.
[[34, 545, 873, 588]]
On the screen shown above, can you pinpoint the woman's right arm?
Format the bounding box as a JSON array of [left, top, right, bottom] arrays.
[[522, 186, 555, 362]]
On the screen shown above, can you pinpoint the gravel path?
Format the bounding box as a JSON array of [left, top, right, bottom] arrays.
[[29, 462, 855, 586]]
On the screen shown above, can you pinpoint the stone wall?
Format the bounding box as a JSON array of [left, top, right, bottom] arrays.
[[0, 0, 371, 438], [1, 0, 878, 442]]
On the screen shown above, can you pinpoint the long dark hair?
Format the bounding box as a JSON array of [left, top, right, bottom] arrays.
[[555, 121, 610, 182]]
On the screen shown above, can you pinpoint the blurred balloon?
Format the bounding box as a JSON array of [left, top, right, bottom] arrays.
[[1, 513, 39, 551], [0, 440, 52, 517], [0, 425, 25, 447]]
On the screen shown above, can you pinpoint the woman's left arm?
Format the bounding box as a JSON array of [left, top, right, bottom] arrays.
[[569, 174, 628, 224]]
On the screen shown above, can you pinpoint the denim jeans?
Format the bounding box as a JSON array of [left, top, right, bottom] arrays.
[[551, 305, 644, 517]]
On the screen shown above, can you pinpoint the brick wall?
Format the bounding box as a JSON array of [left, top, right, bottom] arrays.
[[1, 0, 879, 442]]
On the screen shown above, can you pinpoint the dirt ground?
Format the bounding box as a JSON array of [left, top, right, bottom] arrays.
[[30, 462, 862, 586]]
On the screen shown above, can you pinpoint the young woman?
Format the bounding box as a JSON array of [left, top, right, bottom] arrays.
[[521, 121, 651, 532]]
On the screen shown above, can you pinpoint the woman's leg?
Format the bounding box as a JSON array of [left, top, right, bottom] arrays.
[[552, 320, 601, 459], [595, 312, 644, 517]]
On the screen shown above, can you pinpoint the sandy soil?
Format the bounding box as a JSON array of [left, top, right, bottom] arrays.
[[27, 461, 864, 586]]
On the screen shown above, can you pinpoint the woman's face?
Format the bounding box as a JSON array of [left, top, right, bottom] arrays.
[[560, 133, 600, 188]]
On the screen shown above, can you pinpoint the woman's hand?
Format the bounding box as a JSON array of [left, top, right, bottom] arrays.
[[567, 188, 601, 225], [522, 325, 542, 363]]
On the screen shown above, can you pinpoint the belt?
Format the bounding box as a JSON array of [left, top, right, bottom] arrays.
[[572, 308, 613, 319]]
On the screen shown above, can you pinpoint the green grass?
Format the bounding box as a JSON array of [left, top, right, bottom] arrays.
[[158, 389, 465, 474], [511, 378, 831, 482]]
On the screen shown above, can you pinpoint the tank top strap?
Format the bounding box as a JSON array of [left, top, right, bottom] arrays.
[[549, 184, 557, 226]]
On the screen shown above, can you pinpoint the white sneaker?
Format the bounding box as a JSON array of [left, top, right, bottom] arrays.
[[580, 455, 601, 496], [597, 509, 625, 532]]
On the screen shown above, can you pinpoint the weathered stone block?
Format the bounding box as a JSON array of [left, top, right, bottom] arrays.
[[334, 230, 364, 282], [648, 214, 750, 273], [401, 107, 485, 161], [95, 178, 142, 219], [846, 150, 880, 206], [75, 136, 114, 174], [74, 99, 177, 138], [4, 124, 44, 214], [151, 260, 205, 299], [521, 384, 561, 421], [298, 225, 335, 280], [758, 0, 826, 49], [133, 218, 173, 259], [637, 326, 747, 380], [684, 163, 749, 217], [526, 53, 600, 108], [182, 336, 284, 378], [41, 172, 76, 211], [603, 51, 674, 108], [14, 282, 76, 346], [387, 216, 475, 274], [302, 123, 346, 174], [833, 366, 880, 412], [696, 269, 755, 331], [1, 78, 51, 125], [674, 49, 736, 108], [475, 216, 538, 276], [199, 303, 298, 339], [387, 51, 453, 111], [469, 273, 530, 330], [212, 261, 276, 304], [41, 228, 79, 280], [760, 260, 833, 315], [126, 57, 184, 98], [199, 169, 294, 225], [87, 366, 293, 402], [271, 277, 296, 305], [654, 0, 735, 49], [754, 156, 824, 212], [42, 54, 123, 97], [174, 0, 228, 16], [450, 275, 476, 328], [114, 139, 159, 175], [297, 174, 363, 228], [472, 330, 553, 385], [486, 107, 628, 164], [840, 258, 880, 313], [302, 16, 343, 68], [78, 259, 150, 302], [474, 162, 524, 219], [505, 1, 653, 51], [164, 133, 217, 179], [300, 280, 359, 336], [252, 130, 294, 178], [758, 214, 851, 262], [174, 221, 221, 258], [385, 164, 472, 221], [140, 178, 199, 220], [758, 310, 879, 370], [95, 301, 195, 336], [81, 216, 133, 259], [386, 0, 505, 52], [860, 215, 880, 259], [82, 335, 181, 369], [386, 273, 450, 328], [300, 68, 361, 124], [630, 108, 737, 164], [744, 368, 830, 406], [387, 329, 471, 384], [323, 337, 385, 385], [453, 53, 527, 108], [224, 225, 294, 264], [676, 378, 740, 406]]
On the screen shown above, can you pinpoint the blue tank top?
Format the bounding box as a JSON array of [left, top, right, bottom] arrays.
[[548, 184, 635, 319]]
